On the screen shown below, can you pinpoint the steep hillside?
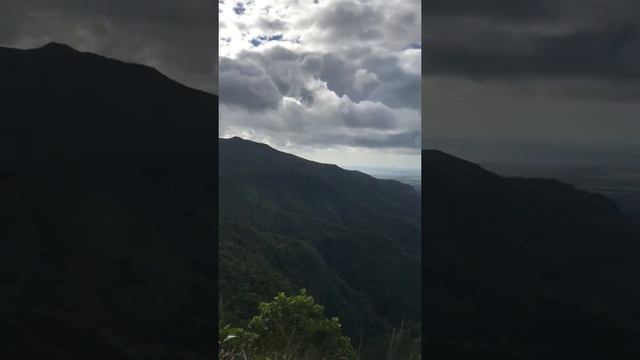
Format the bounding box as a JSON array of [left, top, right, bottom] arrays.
[[0, 43, 217, 359], [218, 137, 421, 353]]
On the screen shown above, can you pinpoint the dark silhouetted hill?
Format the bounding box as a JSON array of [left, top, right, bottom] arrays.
[[0, 43, 217, 359], [422, 150, 640, 359], [9, 41, 638, 360]]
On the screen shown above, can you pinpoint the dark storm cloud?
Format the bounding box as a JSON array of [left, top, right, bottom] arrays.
[[425, 20, 640, 82], [423, 0, 640, 162], [219, 56, 283, 110], [319, 53, 358, 96], [236, 46, 308, 98], [344, 102, 397, 130], [423, 0, 640, 24], [317, 51, 421, 109], [423, 0, 640, 105], [315, 0, 385, 42], [0, 4, 27, 43], [10, 0, 217, 28], [359, 53, 421, 108], [368, 75, 421, 109], [423, 0, 556, 21], [222, 44, 421, 112], [0, 0, 217, 93]]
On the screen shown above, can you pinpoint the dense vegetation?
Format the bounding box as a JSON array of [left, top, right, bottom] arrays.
[[219, 290, 357, 359], [0, 42, 422, 359], [218, 137, 421, 358], [8, 41, 640, 360]]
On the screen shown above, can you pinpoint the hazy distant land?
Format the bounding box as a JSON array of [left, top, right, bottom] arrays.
[[349, 167, 421, 194], [484, 163, 640, 233]]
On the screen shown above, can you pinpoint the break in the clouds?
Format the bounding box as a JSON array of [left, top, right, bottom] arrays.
[[219, 0, 421, 170], [423, 0, 640, 164], [0, 1, 217, 94]]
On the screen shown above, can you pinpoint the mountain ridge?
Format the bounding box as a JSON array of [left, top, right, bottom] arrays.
[[3, 41, 640, 360], [0, 42, 213, 100], [1, 43, 217, 359], [422, 149, 640, 359], [222, 136, 418, 192], [218, 136, 421, 356]]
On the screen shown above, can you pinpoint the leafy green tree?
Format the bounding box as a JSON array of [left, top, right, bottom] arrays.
[[219, 290, 357, 360]]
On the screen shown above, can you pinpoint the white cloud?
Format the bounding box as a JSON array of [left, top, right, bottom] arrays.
[[219, 0, 421, 169]]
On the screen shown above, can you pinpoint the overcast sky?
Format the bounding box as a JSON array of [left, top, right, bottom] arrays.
[[424, 0, 640, 165], [3, 1, 638, 168], [0, 0, 218, 94], [219, 0, 421, 171]]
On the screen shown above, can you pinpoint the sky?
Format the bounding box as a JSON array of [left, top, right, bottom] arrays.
[[2, 1, 638, 168], [423, 0, 640, 166], [0, 0, 218, 94], [219, 0, 421, 171]]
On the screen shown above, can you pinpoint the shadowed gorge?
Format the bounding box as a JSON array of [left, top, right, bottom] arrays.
[[0, 43, 217, 358]]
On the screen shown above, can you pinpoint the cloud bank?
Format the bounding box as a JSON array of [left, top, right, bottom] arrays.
[[423, 0, 640, 163], [219, 0, 421, 169]]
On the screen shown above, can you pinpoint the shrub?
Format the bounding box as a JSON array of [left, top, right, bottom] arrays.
[[219, 290, 357, 360]]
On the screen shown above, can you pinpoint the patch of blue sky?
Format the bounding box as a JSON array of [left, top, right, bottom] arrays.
[[233, 2, 246, 15], [249, 34, 284, 47]]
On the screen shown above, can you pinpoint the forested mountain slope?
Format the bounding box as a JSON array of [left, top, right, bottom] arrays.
[[218, 137, 421, 354]]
